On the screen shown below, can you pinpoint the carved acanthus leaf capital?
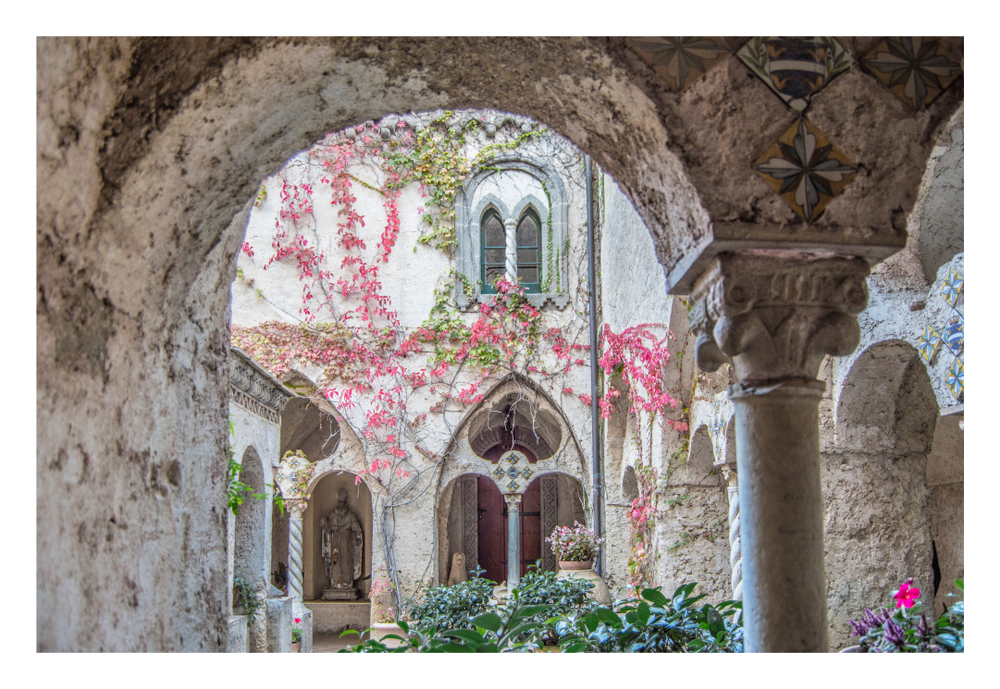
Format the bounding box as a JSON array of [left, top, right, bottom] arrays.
[[689, 253, 869, 385]]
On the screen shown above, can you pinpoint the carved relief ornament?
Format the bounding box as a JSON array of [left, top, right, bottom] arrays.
[[689, 254, 869, 384]]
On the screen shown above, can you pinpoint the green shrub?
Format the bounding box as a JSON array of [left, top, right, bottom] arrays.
[[405, 567, 497, 632]]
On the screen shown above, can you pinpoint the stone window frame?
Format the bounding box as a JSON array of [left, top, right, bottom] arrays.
[[455, 155, 570, 309]]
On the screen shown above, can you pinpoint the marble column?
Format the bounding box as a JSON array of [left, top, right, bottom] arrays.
[[504, 494, 521, 589], [286, 499, 307, 613], [689, 253, 869, 652], [504, 218, 518, 282]]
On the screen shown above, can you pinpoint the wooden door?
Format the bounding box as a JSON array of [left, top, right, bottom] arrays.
[[520, 478, 541, 576], [476, 476, 506, 585]]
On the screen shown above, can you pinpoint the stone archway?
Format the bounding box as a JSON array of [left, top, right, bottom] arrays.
[[37, 37, 963, 651], [826, 340, 939, 649], [233, 446, 268, 588]]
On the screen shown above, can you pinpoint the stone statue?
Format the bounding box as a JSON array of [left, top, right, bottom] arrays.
[[319, 487, 363, 600], [448, 552, 467, 586]]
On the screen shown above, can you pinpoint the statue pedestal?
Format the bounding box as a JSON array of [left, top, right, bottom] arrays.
[[321, 587, 359, 601]]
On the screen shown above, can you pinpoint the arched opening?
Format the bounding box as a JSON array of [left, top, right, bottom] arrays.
[[467, 393, 562, 463], [437, 471, 586, 585], [280, 397, 341, 463], [269, 484, 289, 593], [302, 472, 373, 635], [233, 446, 268, 590], [658, 425, 730, 598], [826, 340, 940, 649]]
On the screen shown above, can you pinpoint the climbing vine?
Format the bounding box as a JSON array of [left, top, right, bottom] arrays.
[[230, 110, 688, 609]]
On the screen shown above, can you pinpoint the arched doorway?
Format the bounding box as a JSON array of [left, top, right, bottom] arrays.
[[439, 470, 586, 585]]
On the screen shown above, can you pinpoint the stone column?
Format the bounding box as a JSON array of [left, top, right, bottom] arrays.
[[722, 467, 742, 602], [689, 253, 869, 652], [504, 494, 521, 589], [286, 499, 307, 613], [504, 218, 518, 282]]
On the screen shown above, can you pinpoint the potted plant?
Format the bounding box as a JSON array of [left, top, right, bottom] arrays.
[[291, 617, 302, 653], [546, 522, 611, 604], [371, 607, 406, 649], [546, 521, 604, 570]]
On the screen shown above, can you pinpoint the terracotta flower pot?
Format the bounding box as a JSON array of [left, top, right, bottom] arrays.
[[555, 561, 612, 605], [291, 642, 300, 653]]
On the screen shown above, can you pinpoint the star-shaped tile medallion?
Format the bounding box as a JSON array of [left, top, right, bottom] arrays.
[[940, 268, 964, 309], [945, 360, 964, 401], [862, 38, 962, 112], [753, 118, 858, 222], [738, 37, 852, 111], [916, 325, 942, 365], [628, 37, 731, 91]]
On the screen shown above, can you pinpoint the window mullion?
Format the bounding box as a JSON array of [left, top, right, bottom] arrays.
[[504, 218, 518, 283]]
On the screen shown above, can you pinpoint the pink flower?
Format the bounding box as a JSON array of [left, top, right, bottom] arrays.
[[893, 579, 920, 608]]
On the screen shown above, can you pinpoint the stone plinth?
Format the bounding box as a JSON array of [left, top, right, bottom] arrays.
[[226, 615, 248, 653], [265, 596, 293, 653], [321, 587, 359, 601], [305, 600, 372, 635], [299, 609, 314, 653]]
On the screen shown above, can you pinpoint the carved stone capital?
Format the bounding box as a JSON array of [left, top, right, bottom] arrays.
[[689, 253, 869, 384], [503, 494, 522, 510]]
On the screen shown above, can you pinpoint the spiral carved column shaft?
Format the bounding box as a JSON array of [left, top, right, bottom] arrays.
[[690, 253, 869, 653], [288, 514, 304, 605], [723, 468, 742, 601]]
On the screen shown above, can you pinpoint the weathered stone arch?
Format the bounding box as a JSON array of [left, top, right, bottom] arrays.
[[37, 36, 963, 651], [836, 339, 938, 455], [234, 446, 268, 587]]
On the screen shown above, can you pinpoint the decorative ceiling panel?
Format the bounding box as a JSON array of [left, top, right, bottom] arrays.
[[738, 37, 851, 111], [862, 38, 962, 112], [628, 37, 731, 91], [753, 118, 859, 222]]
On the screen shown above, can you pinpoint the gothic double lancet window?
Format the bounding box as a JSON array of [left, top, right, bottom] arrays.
[[480, 208, 542, 294], [455, 156, 570, 309]]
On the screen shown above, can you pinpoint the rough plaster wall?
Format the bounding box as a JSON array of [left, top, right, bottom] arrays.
[[928, 483, 963, 616], [653, 428, 731, 603], [926, 414, 963, 616], [227, 403, 280, 610], [823, 342, 937, 649], [38, 36, 959, 650], [600, 176, 672, 333], [822, 452, 932, 650]]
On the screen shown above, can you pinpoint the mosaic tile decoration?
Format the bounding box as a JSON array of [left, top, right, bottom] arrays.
[[932, 266, 964, 401], [491, 450, 529, 494], [753, 118, 859, 222], [946, 360, 964, 400], [916, 325, 943, 365], [737, 37, 851, 111], [941, 267, 964, 310], [862, 38, 962, 112], [507, 479, 520, 493], [628, 37, 731, 91]]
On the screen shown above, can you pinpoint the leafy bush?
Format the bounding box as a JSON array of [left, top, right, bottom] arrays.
[[404, 567, 497, 631], [340, 579, 742, 653], [554, 583, 743, 652], [848, 578, 964, 653]]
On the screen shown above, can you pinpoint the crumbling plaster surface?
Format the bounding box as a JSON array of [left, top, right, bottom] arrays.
[[38, 36, 960, 651], [822, 451, 933, 650]]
